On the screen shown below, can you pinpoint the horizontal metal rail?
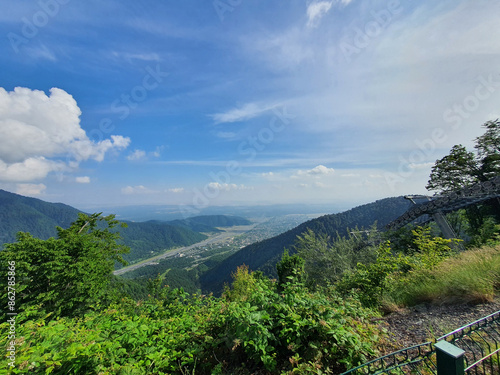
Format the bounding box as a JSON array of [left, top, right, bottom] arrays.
[[340, 342, 435, 374], [342, 310, 500, 375]]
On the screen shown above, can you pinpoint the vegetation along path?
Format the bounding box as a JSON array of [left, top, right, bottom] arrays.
[[379, 297, 500, 353]]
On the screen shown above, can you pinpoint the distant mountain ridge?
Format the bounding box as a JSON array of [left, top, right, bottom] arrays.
[[200, 196, 412, 294], [0, 190, 250, 265], [0, 189, 82, 245]]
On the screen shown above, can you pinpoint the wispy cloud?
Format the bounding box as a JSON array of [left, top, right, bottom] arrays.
[[306, 0, 354, 27], [121, 185, 158, 195], [210, 102, 279, 124], [127, 149, 147, 161], [307, 1, 333, 28]]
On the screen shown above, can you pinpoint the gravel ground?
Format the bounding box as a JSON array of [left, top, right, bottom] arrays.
[[376, 298, 500, 354]]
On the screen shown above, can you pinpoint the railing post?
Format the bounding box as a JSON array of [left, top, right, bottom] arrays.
[[435, 340, 465, 375]]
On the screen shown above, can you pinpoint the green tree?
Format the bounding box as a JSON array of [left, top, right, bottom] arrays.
[[427, 120, 500, 192], [475, 119, 500, 179], [0, 213, 129, 318], [426, 144, 478, 192], [426, 120, 500, 237], [276, 250, 305, 291], [294, 226, 379, 289]]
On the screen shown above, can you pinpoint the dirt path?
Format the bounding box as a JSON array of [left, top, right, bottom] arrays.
[[376, 298, 500, 353]]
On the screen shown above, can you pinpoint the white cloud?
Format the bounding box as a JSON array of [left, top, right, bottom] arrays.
[[151, 146, 164, 158], [0, 87, 130, 182], [207, 182, 251, 191], [167, 187, 184, 193], [76, 176, 91, 183], [121, 185, 157, 195], [293, 165, 335, 178], [210, 102, 278, 124], [306, 0, 354, 28], [0, 157, 66, 182], [110, 51, 161, 63], [127, 149, 147, 161], [16, 183, 46, 196], [307, 1, 333, 28]]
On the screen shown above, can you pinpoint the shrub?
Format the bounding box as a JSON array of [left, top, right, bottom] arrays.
[[388, 245, 500, 306]]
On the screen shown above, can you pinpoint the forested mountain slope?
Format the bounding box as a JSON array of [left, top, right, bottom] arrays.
[[0, 190, 243, 265], [200, 196, 411, 294], [0, 189, 81, 245]]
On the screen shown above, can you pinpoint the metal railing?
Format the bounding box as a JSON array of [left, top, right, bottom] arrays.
[[438, 310, 500, 374], [341, 310, 500, 375]]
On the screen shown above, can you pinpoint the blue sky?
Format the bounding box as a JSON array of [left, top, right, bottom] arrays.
[[1, 0, 500, 212]]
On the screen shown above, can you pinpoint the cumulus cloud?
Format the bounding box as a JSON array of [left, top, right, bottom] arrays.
[[293, 165, 335, 178], [0, 87, 130, 182], [16, 183, 46, 196], [76, 176, 91, 183]]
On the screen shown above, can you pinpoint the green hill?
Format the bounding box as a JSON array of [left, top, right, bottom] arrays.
[[0, 190, 251, 265], [0, 189, 81, 245], [200, 196, 411, 294]]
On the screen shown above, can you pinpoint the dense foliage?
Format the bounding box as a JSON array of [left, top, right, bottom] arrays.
[[0, 215, 384, 374], [0, 213, 129, 318]]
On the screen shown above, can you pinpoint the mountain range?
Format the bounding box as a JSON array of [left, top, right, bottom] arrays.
[[0, 189, 250, 264], [0, 189, 414, 295]]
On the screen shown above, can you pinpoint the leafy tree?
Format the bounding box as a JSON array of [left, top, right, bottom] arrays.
[[475, 119, 500, 179], [426, 144, 478, 192], [0, 213, 129, 318], [294, 226, 379, 289], [426, 120, 500, 236], [276, 250, 305, 290], [427, 120, 500, 193]]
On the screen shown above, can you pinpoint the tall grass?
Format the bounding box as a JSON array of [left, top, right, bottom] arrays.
[[386, 245, 500, 307]]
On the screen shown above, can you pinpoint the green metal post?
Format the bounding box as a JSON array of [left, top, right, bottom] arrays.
[[435, 340, 465, 375]]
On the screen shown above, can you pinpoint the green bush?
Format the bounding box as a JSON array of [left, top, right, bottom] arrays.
[[388, 245, 500, 306], [336, 228, 457, 308], [1, 270, 384, 374], [215, 266, 383, 374]]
